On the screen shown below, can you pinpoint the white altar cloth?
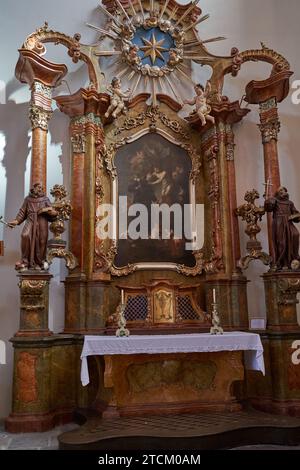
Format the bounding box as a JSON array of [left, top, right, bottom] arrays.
[[80, 332, 265, 386]]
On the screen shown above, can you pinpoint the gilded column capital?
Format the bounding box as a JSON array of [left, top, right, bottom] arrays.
[[258, 97, 281, 144], [258, 119, 281, 144], [29, 103, 53, 131]]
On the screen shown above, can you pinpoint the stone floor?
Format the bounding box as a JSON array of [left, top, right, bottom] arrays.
[[0, 422, 80, 450], [1, 422, 300, 450]]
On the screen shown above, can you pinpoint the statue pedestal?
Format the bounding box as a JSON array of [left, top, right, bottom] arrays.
[[16, 271, 53, 337], [247, 271, 300, 417]]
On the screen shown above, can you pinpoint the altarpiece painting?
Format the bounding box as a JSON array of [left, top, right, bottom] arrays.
[[114, 133, 195, 267]]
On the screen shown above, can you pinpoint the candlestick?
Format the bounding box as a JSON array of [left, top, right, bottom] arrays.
[[210, 303, 224, 335], [116, 302, 130, 337], [121, 289, 125, 305], [213, 288, 216, 303]]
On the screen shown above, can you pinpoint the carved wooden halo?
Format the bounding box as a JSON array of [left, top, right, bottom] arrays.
[[100, 122, 204, 276]]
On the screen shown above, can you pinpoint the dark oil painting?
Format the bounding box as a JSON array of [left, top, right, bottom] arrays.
[[114, 133, 195, 267]]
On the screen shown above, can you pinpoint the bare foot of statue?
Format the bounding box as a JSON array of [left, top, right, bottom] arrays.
[[15, 261, 27, 271]]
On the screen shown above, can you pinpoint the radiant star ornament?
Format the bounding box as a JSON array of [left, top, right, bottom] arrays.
[[140, 32, 168, 64]]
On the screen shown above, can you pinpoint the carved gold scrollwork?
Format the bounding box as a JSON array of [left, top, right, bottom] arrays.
[[46, 185, 78, 270], [176, 251, 205, 276], [115, 106, 190, 140], [115, 114, 147, 134], [19, 279, 47, 294], [94, 239, 136, 276], [100, 141, 128, 180], [94, 241, 117, 272], [225, 124, 235, 161], [202, 140, 224, 273], [239, 44, 290, 76], [71, 134, 86, 153], [236, 189, 271, 269], [47, 248, 77, 270], [95, 177, 104, 202], [278, 278, 300, 306]]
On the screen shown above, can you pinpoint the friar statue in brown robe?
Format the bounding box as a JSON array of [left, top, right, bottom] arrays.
[[9, 183, 57, 270], [265, 186, 300, 269]]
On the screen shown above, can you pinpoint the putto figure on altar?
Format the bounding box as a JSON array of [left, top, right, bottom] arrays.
[[8, 183, 57, 270], [105, 77, 131, 119], [265, 186, 300, 270], [184, 81, 215, 127]]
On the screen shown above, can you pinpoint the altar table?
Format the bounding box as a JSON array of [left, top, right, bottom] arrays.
[[80, 332, 264, 417], [81, 332, 265, 385]]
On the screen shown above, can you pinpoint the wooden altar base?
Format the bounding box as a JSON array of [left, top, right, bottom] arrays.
[[58, 409, 300, 450]]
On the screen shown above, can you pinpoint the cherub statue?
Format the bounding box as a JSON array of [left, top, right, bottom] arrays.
[[184, 81, 215, 126], [145, 9, 159, 28], [104, 77, 131, 119], [172, 27, 185, 42], [168, 48, 180, 67], [127, 44, 140, 66], [120, 22, 135, 40]]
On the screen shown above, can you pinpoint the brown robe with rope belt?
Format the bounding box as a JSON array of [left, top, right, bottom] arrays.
[[265, 196, 300, 269], [16, 195, 53, 268]]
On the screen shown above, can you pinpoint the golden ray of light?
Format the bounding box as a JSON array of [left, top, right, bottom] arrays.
[[128, 0, 136, 16], [150, 0, 154, 14], [183, 39, 203, 46], [111, 23, 121, 34], [86, 23, 118, 40], [159, 0, 171, 20], [128, 69, 136, 80], [116, 66, 131, 79], [183, 15, 210, 33], [174, 0, 200, 27], [94, 50, 123, 56], [115, 0, 131, 21], [131, 74, 142, 96], [98, 4, 122, 27], [165, 74, 183, 104], [202, 36, 226, 44], [168, 7, 178, 21], [179, 62, 191, 71], [158, 76, 166, 93], [112, 59, 123, 68], [197, 13, 210, 24], [137, 0, 145, 20], [152, 78, 157, 106], [140, 33, 168, 64], [176, 66, 195, 84]]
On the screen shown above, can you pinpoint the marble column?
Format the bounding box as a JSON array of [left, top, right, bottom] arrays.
[[258, 98, 281, 260]]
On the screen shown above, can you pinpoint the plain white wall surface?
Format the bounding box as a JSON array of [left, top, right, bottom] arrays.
[[0, 0, 300, 419]]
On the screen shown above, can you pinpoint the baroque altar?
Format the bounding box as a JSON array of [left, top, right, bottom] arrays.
[[5, 0, 300, 434]]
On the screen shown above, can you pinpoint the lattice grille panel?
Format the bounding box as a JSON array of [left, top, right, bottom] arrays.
[[124, 295, 148, 321], [177, 295, 200, 321]]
